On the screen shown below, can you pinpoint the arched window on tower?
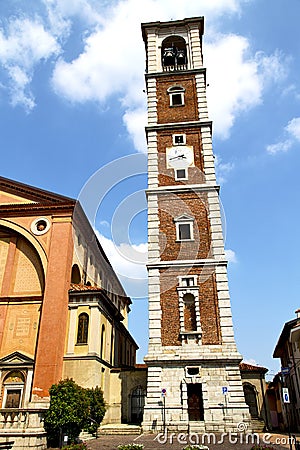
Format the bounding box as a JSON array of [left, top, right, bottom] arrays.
[[77, 313, 89, 344], [183, 293, 197, 332], [167, 86, 185, 107], [178, 277, 201, 344], [161, 35, 187, 71]]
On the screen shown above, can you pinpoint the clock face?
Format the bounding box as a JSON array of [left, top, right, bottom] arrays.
[[166, 146, 194, 169]]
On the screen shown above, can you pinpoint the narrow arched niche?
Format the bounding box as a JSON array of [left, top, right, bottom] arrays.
[[183, 293, 197, 332], [71, 264, 81, 284]]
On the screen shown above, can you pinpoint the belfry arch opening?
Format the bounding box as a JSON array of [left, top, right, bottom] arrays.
[[161, 35, 187, 70]]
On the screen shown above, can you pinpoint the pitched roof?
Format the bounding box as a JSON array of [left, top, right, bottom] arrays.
[[0, 176, 76, 216], [239, 362, 268, 374], [273, 317, 299, 358]]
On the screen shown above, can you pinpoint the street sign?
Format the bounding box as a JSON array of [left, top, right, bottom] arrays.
[[161, 388, 167, 397], [222, 386, 228, 395], [281, 367, 290, 375], [282, 387, 290, 404]]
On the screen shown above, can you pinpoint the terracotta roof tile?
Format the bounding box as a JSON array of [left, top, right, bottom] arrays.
[[69, 283, 102, 292], [239, 362, 268, 373], [135, 363, 147, 369]]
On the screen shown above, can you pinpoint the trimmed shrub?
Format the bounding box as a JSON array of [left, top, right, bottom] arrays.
[[63, 444, 88, 450], [44, 378, 89, 447], [84, 386, 106, 434]]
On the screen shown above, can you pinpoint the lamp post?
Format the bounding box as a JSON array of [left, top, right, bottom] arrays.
[[88, 417, 99, 439]]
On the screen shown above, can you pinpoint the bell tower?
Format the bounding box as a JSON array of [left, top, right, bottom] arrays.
[[141, 17, 250, 432]]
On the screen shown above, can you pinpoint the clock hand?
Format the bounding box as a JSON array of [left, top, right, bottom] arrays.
[[169, 154, 186, 160]]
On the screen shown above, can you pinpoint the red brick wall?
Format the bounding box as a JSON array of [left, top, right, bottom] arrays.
[[157, 74, 198, 124], [160, 268, 221, 346], [158, 192, 212, 261]]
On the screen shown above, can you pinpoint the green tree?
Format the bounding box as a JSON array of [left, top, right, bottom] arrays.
[[84, 386, 106, 434], [44, 378, 89, 447]]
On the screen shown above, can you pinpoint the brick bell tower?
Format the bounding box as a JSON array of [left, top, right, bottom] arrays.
[[141, 17, 250, 433]]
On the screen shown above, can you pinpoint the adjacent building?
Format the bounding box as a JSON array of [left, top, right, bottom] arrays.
[[273, 309, 300, 431], [0, 12, 269, 446], [240, 363, 270, 431], [141, 17, 250, 432], [0, 176, 138, 448]]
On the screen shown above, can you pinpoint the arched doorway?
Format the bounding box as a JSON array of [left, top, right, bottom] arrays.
[[130, 386, 146, 423], [243, 383, 259, 417]]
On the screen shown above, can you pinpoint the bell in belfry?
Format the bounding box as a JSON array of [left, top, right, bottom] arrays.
[[176, 49, 186, 65], [162, 46, 176, 66]]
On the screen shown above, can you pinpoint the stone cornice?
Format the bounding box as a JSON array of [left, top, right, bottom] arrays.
[[147, 258, 228, 269], [69, 289, 124, 321], [0, 202, 75, 217], [145, 67, 206, 80], [146, 183, 219, 195], [0, 175, 75, 203], [144, 353, 243, 365], [146, 120, 212, 133], [63, 354, 113, 368]]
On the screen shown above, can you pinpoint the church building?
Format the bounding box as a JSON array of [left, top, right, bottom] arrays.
[[0, 14, 253, 448], [141, 16, 251, 432], [0, 176, 138, 448]]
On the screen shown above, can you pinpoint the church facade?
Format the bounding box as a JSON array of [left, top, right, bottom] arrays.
[[141, 17, 251, 432], [0, 176, 138, 448]]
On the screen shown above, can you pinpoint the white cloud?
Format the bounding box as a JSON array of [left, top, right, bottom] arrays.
[[242, 358, 258, 366], [0, 17, 60, 110], [266, 140, 292, 155], [43, 0, 103, 29], [225, 249, 237, 263], [0, 0, 287, 144], [266, 116, 300, 155], [206, 36, 286, 139], [96, 232, 148, 298], [215, 154, 235, 184], [50, 0, 283, 149], [123, 108, 148, 153], [286, 117, 300, 140]]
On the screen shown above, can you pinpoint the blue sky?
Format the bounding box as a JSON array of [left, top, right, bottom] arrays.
[[0, 0, 300, 379]]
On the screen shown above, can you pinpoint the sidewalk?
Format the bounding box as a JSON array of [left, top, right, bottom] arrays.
[[87, 431, 297, 450]]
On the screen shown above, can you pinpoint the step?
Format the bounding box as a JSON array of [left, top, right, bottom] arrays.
[[189, 422, 206, 434], [79, 431, 96, 441], [99, 424, 142, 435], [251, 418, 265, 432]]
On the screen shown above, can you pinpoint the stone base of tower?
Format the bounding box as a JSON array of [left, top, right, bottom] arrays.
[[142, 352, 251, 434]]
